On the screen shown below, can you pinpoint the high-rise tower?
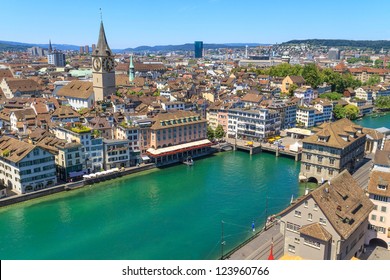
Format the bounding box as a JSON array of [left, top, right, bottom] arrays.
[[129, 55, 135, 82], [92, 21, 116, 101]]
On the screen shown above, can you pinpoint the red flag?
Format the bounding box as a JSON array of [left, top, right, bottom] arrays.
[[268, 238, 274, 260]]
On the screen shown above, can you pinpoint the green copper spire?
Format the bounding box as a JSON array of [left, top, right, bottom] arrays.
[[129, 55, 135, 82]]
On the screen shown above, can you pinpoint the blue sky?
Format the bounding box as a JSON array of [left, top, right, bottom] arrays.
[[1, 0, 390, 48]]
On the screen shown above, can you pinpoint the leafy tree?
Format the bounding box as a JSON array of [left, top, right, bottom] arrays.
[[333, 104, 346, 119], [302, 63, 321, 88], [319, 92, 343, 100], [207, 126, 214, 140], [214, 125, 225, 139], [375, 96, 390, 109], [288, 84, 299, 95], [364, 74, 381, 86], [374, 59, 383, 68], [344, 104, 360, 120]]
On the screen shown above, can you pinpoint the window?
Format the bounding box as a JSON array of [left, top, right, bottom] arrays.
[[304, 238, 320, 248], [319, 218, 327, 225], [317, 156, 323, 163], [373, 195, 387, 202], [330, 158, 335, 165], [380, 216, 386, 223], [378, 184, 387, 190], [308, 213, 313, 221], [286, 222, 300, 232], [304, 201, 308, 208], [306, 154, 312, 160], [294, 238, 300, 244], [314, 204, 318, 210], [306, 165, 310, 171], [374, 205, 378, 210], [288, 244, 295, 253], [328, 169, 333, 176], [317, 166, 322, 173], [381, 206, 387, 213], [371, 214, 377, 221], [294, 210, 301, 217]]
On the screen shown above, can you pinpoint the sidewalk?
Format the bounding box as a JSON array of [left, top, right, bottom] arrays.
[[226, 222, 284, 260]]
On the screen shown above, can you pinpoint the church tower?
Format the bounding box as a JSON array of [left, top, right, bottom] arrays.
[[92, 21, 116, 101], [129, 55, 135, 82]]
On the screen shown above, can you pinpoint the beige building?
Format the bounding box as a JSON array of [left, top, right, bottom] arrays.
[[281, 75, 306, 93], [279, 170, 374, 260], [92, 21, 116, 101], [300, 119, 366, 183]]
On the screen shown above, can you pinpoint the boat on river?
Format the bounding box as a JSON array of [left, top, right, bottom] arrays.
[[183, 156, 194, 166]]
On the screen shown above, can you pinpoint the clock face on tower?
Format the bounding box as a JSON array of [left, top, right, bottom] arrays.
[[102, 57, 115, 72], [93, 57, 101, 71]]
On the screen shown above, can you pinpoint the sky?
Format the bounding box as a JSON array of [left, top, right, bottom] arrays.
[[1, 0, 390, 49]]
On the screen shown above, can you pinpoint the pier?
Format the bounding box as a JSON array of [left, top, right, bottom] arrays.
[[226, 138, 302, 161]]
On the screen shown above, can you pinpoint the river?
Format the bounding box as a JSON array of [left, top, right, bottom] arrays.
[[0, 151, 310, 260]]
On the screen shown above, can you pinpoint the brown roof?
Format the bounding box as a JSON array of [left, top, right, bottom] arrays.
[[11, 108, 36, 121], [368, 171, 390, 197], [363, 128, 384, 141], [303, 118, 365, 149], [0, 136, 36, 163], [56, 80, 94, 99], [374, 150, 390, 167], [241, 93, 263, 103], [4, 78, 40, 93], [151, 111, 205, 130], [51, 106, 80, 119], [288, 76, 306, 84], [0, 69, 13, 79], [279, 170, 374, 240], [299, 223, 332, 241]]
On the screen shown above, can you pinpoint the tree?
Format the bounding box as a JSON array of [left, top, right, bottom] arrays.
[[375, 96, 390, 109], [302, 63, 321, 88], [214, 125, 225, 139], [344, 104, 360, 120], [288, 84, 299, 95], [364, 74, 381, 86], [333, 104, 346, 119], [319, 92, 343, 100], [207, 126, 214, 140]]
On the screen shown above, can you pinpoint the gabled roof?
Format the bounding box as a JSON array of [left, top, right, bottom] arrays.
[[0, 136, 36, 163], [288, 75, 306, 84], [299, 223, 332, 241], [56, 80, 94, 99], [4, 78, 40, 93], [368, 170, 390, 197]]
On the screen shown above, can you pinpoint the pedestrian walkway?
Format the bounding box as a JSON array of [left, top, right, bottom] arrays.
[[226, 222, 284, 260]]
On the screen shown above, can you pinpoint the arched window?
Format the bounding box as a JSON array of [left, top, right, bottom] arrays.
[[308, 213, 313, 221]]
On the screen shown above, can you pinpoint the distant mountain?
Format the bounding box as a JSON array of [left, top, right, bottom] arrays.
[[121, 43, 268, 53], [282, 39, 390, 49], [0, 40, 80, 51]]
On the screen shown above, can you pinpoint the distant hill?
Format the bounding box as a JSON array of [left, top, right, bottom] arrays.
[[0, 40, 268, 53], [282, 39, 390, 49]]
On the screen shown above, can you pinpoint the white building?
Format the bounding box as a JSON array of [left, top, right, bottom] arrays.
[[0, 136, 57, 194], [227, 108, 281, 140], [103, 139, 131, 169], [52, 125, 103, 173], [161, 101, 185, 111], [294, 86, 315, 105], [56, 80, 95, 110]]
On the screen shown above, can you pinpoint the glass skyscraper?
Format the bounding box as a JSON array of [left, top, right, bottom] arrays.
[[194, 41, 203, 58]]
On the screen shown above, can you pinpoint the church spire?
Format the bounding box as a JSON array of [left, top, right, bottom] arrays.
[[95, 21, 112, 56], [129, 55, 134, 82]]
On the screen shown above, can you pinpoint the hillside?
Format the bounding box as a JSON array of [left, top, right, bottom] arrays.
[[282, 39, 390, 49]]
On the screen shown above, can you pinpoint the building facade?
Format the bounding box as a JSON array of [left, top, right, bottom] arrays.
[[194, 41, 203, 58], [300, 119, 366, 183]]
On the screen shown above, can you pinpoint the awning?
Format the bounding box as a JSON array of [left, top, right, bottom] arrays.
[[141, 155, 150, 161], [146, 139, 212, 157], [69, 171, 84, 178]]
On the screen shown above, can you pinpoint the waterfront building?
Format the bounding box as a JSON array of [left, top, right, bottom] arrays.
[[194, 41, 203, 58], [279, 170, 374, 260], [92, 21, 116, 101], [281, 76, 306, 93], [103, 139, 131, 170], [56, 80, 95, 110], [363, 128, 385, 154], [366, 169, 390, 250], [146, 111, 210, 165], [52, 125, 103, 173], [266, 99, 297, 129], [37, 136, 84, 182], [227, 108, 281, 141], [355, 87, 373, 105], [296, 101, 332, 129], [294, 86, 315, 105], [206, 105, 219, 130], [0, 136, 57, 194], [300, 119, 366, 183]]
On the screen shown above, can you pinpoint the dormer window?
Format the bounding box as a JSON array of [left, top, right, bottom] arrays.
[[378, 184, 388, 190]]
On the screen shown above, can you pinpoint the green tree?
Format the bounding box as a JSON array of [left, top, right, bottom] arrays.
[[207, 126, 214, 140], [374, 59, 383, 68], [302, 63, 321, 88], [333, 104, 346, 119], [364, 74, 381, 86], [288, 83, 299, 95], [375, 96, 390, 109], [319, 92, 343, 100], [214, 125, 225, 139], [344, 104, 360, 120]]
